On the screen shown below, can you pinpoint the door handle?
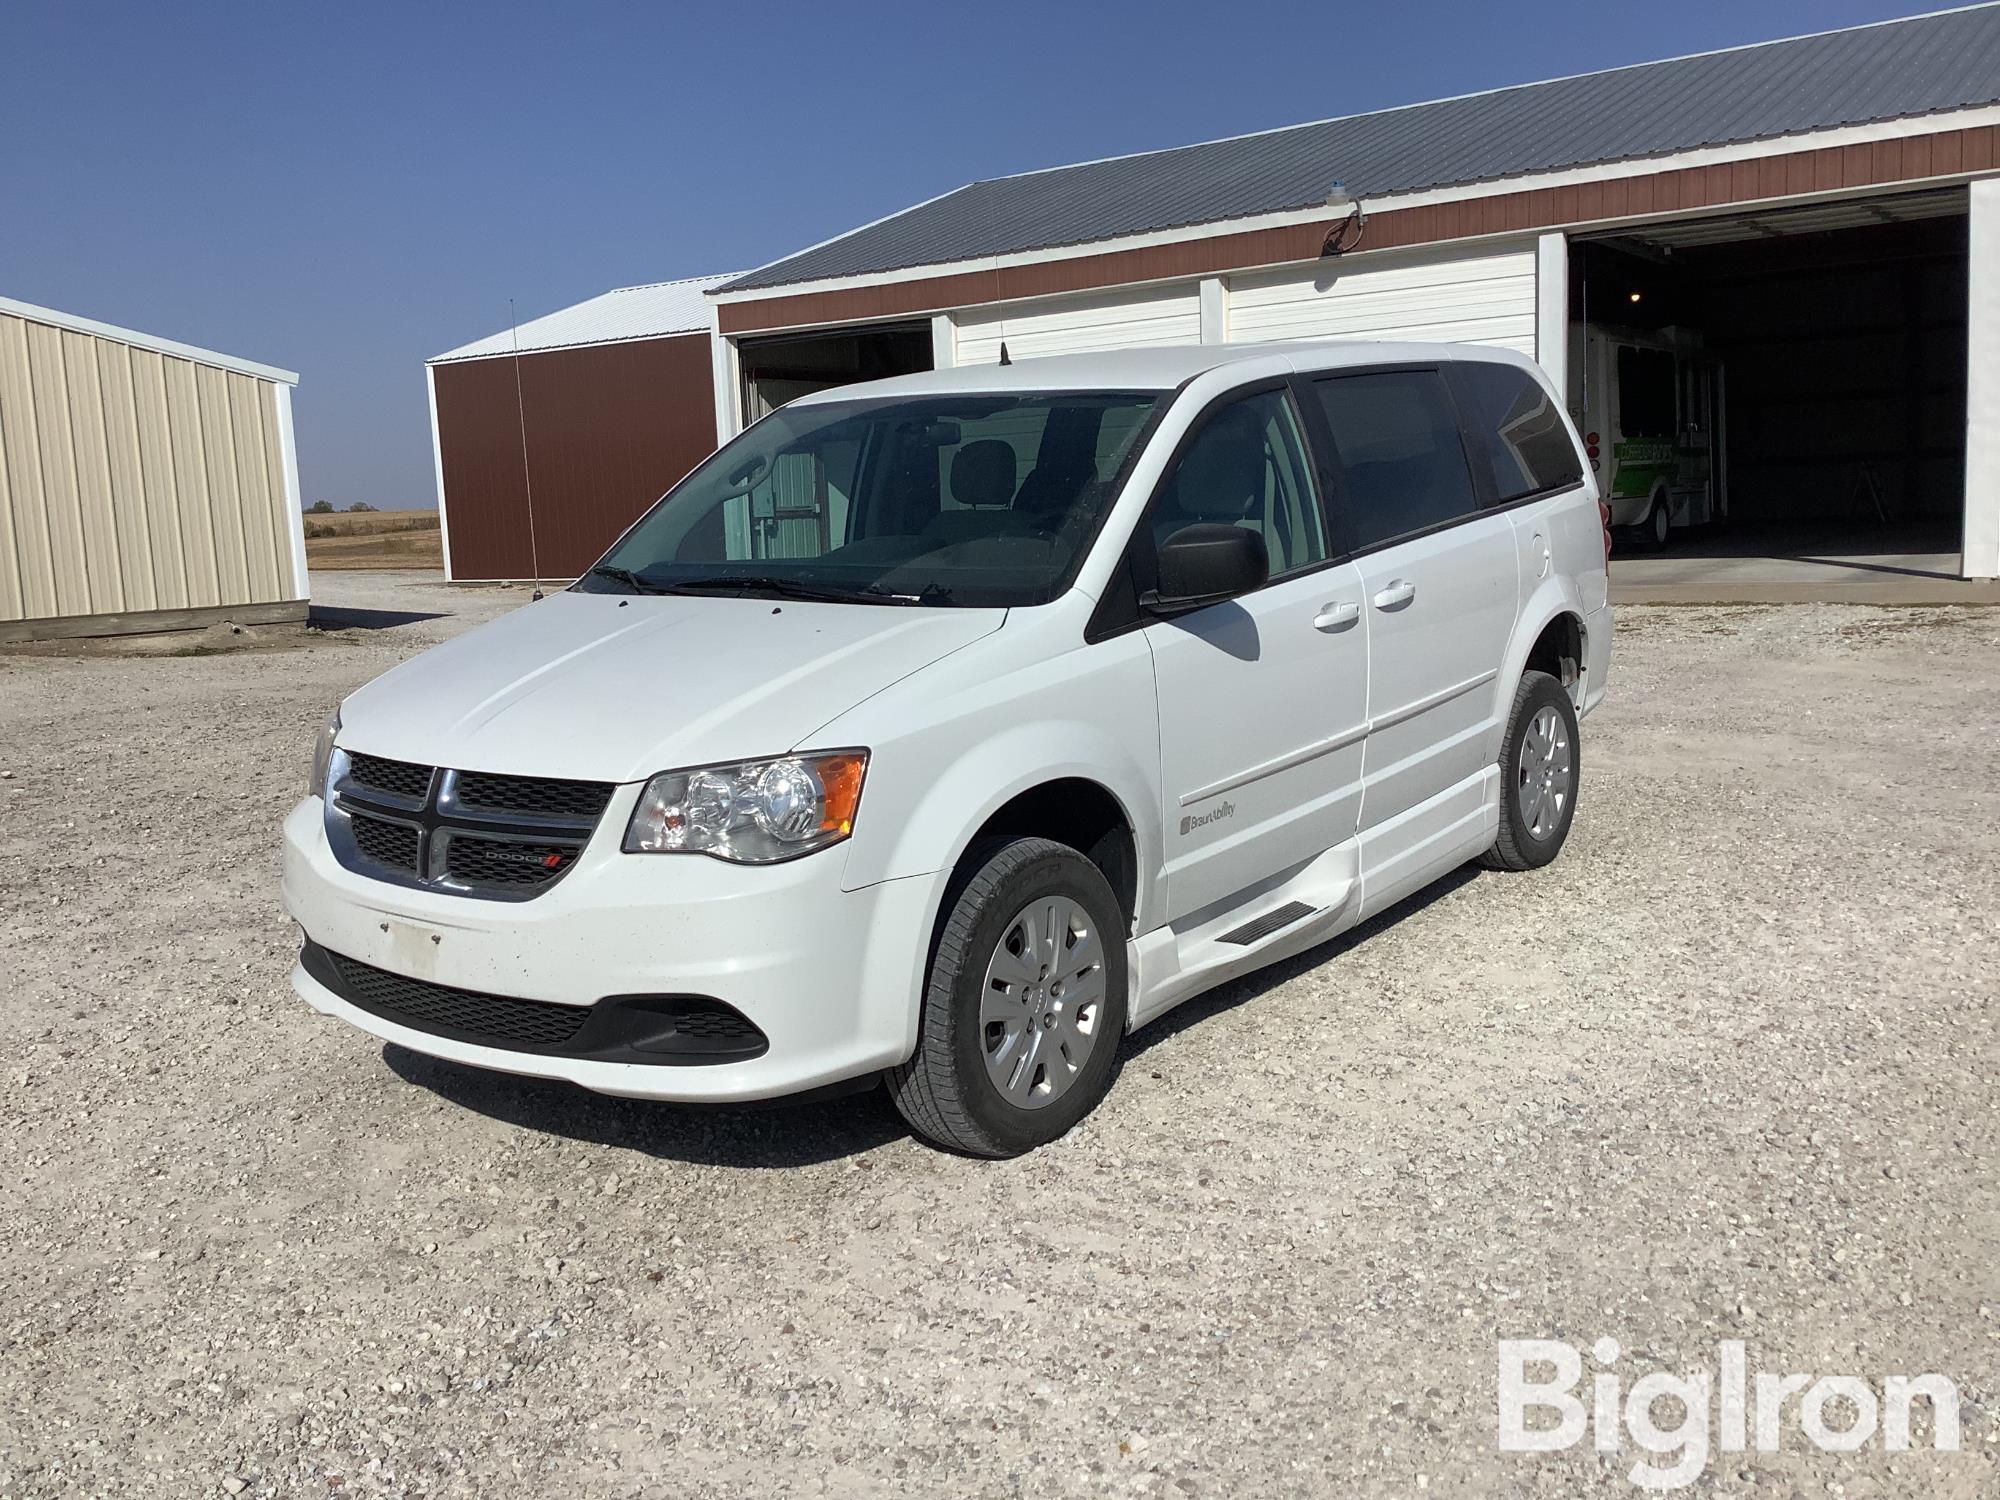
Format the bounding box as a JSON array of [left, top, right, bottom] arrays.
[[1312, 600, 1360, 632], [1371, 579, 1416, 611]]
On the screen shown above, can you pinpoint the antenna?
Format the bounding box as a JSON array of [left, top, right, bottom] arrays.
[[509, 297, 544, 595], [998, 341, 1011, 366]]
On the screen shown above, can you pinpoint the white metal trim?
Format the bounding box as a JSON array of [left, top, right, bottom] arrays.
[[273, 383, 310, 603], [1535, 232, 1568, 396], [1965, 176, 2000, 578], [426, 364, 455, 583], [426, 327, 713, 366], [1199, 278, 1227, 344], [707, 302, 740, 446], [0, 294, 299, 384], [714, 103, 2000, 305], [930, 312, 956, 369]]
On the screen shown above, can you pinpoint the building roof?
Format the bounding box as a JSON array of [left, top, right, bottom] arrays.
[[724, 5, 2000, 292], [0, 294, 299, 384], [429, 273, 738, 363]]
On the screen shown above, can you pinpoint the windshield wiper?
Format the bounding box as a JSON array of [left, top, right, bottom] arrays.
[[667, 575, 891, 605], [583, 564, 671, 595], [857, 581, 955, 606]]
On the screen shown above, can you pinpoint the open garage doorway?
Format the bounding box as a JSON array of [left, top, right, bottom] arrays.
[[736, 322, 933, 422], [1573, 188, 1968, 582]]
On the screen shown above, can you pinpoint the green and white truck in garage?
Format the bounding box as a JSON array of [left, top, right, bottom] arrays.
[[1570, 324, 1725, 547]]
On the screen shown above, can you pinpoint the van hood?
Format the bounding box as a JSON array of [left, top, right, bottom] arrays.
[[338, 590, 1005, 783]]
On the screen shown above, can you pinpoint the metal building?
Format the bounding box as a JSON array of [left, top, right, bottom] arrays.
[[0, 296, 305, 642], [426, 274, 736, 582], [708, 5, 2000, 580]]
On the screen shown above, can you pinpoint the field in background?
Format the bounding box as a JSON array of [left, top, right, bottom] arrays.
[[303, 509, 442, 571]]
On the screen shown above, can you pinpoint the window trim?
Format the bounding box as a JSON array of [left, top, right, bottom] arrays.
[[1084, 377, 1352, 643]]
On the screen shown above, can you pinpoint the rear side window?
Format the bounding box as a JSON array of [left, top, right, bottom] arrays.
[[1310, 370, 1477, 549], [1449, 361, 1584, 503]]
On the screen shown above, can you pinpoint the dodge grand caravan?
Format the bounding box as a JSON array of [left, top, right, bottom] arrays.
[[285, 342, 1611, 1156]]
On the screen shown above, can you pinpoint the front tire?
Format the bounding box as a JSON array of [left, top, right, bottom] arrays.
[[1480, 670, 1580, 872], [889, 837, 1128, 1157], [1646, 496, 1671, 549]]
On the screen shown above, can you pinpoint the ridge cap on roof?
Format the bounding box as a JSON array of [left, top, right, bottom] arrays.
[[605, 271, 740, 294]]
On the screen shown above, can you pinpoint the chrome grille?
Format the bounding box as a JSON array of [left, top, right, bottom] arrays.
[[325, 748, 614, 901]]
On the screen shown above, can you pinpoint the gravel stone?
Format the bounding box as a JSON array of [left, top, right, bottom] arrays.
[[0, 576, 1995, 1497]]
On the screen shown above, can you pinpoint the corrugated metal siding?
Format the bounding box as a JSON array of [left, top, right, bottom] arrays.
[[953, 283, 1203, 365], [728, 6, 2000, 291], [1227, 245, 1538, 351], [0, 310, 300, 625], [433, 332, 717, 581]]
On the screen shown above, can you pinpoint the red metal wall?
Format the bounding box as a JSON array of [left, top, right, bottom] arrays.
[[432, 332, 716, 580]]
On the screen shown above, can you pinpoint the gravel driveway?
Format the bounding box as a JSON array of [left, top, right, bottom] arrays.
[[2, 574, 1994, 1498]]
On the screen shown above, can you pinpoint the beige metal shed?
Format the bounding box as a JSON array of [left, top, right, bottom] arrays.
[[0, 295, 306, 642]]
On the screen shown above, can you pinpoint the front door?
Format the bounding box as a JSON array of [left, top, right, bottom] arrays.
[[1143, 385, 1370, 923]]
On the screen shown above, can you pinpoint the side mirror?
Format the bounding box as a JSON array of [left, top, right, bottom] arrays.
[[1145, 524, 1268, 615]]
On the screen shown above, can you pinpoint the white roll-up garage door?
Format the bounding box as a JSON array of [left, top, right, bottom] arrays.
[[953, 282, 1203, 366], [1227, 244, 1538, 352]]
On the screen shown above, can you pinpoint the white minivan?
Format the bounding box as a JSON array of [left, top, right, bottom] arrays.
[[286, 342, 1611, 1156]]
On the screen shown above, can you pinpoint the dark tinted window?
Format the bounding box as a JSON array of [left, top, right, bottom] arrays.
[[1450, 361, 1584, 503], [1616, 346, 1676, 440], [1311, 371, 1477, 549], [1151, 389, 1327, 576]]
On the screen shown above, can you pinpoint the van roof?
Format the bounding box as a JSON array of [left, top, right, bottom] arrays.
[[790, 339, 1542, 402]]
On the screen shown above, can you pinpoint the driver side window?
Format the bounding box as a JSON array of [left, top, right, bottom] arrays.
[[1152, 389, 1327, 578]]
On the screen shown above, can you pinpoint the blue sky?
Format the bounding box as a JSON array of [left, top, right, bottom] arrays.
[[0, 1, 1941, 508]]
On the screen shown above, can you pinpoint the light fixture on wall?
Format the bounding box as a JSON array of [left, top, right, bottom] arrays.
[[1320, 180, 1367, 257]]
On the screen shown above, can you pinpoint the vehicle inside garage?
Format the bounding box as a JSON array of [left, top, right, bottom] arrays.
[[1572, 188, 1968, 572]]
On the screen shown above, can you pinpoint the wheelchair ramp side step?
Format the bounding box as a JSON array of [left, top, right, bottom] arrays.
[[1217, 901, 1318, 947]]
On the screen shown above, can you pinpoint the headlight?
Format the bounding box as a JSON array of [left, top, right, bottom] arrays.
[[624, 750, 868, 863], [309, 707, 342, 799]]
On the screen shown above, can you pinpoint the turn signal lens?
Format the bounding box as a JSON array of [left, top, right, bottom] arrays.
[[624, 750, 869, 863], [310, 707, 342, 799]]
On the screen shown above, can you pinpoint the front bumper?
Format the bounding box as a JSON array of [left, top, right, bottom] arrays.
[[281, 796, 938, 1101]]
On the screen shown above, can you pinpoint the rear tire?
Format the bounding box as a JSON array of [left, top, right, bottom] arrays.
[[888, 837, 1128, 1157], [1479, 671, 1580, 872]]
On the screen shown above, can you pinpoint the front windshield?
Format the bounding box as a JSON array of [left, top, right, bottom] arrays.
[[581, 389, 1167, 607]]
